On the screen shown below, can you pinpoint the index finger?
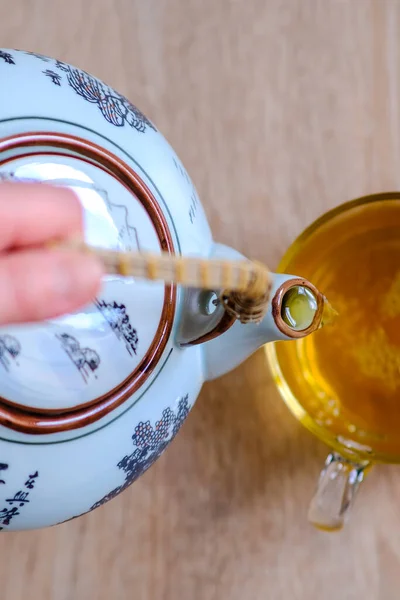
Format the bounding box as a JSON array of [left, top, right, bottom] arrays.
[[0, 182, 83, 251]]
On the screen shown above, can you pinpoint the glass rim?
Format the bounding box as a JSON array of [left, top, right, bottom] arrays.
[[266, 191, 400, 464], [278, 191, 400, 271]]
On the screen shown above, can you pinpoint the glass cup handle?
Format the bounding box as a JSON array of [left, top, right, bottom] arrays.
[[308, 452, 370, 531]]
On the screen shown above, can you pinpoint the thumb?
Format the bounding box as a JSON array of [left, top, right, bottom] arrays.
[[0, 248, 103, 325]]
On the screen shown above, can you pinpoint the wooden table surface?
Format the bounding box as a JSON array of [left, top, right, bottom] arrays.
[[1, 1, 400, 598]]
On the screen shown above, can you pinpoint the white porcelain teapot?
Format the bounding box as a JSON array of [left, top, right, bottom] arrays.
[[0, 49, 325, 531]]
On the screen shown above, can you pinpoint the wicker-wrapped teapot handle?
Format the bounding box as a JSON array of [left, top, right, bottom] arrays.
[[52, 240, 272, 324]]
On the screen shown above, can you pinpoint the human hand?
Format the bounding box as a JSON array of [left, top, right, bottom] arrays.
[[0, 182, 103, 326]]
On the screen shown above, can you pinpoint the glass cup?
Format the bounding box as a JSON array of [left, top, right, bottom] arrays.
[[266, 192, 400, 531]]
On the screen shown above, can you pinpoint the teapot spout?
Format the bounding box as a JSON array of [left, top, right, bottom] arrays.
[[194, 245, 330, 381], [202, 272, 327, 380]]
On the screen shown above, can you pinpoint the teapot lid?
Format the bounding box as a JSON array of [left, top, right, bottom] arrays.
[[0, 132, 176, 435]]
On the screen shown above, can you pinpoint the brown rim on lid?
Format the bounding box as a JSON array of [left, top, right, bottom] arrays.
[[0, 131, 177, 435]]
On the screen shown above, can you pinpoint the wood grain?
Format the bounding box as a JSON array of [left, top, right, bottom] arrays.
[[1, 1, 400, 598]]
